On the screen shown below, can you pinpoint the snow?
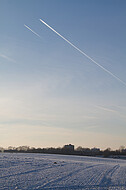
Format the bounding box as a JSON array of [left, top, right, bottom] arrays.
[[0, 153, 126, 189]]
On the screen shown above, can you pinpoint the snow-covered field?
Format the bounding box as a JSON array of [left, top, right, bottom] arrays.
[[0, 153, 126, 189]]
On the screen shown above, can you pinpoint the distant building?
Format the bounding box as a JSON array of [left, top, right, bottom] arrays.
[[64, 144, 74, 151]]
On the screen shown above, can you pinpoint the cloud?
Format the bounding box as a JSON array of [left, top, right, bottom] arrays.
[[95, 105, 126, 120], [96, 105, 117, 113], [0, 54, 16, 63]]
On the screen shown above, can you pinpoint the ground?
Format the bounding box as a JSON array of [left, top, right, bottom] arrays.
[[0, 153, 126, 189]]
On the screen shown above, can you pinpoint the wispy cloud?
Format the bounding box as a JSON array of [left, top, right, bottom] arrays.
[[95, 105, 126, 120], [0, 54, 16, 63], [96, 105, 117, 113], [24, 24, 41, 38]]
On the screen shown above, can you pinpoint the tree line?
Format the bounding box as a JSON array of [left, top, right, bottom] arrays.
[[0, 145, 126, 158]]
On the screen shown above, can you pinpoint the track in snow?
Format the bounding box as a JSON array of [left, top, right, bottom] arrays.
[[0, 153, 126, 190]]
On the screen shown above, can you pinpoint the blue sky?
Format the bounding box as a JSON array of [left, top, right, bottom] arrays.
[[0, 0, 126, 149]]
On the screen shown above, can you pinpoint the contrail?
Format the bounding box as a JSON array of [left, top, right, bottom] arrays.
[[39, 19, 126, 87], [0, 54, 16, 63], [24, 24, 41, 38]]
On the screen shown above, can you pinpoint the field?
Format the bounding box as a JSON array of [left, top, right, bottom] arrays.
[[0, 153, 126, 190]]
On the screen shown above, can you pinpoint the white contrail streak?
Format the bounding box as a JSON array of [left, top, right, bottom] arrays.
[[24, 24, 41, 38], [0, 54, 16, 63], [39, 19, 126, 86]]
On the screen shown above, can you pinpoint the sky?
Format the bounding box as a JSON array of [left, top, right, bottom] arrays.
[[0, 0, 126, 150]]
